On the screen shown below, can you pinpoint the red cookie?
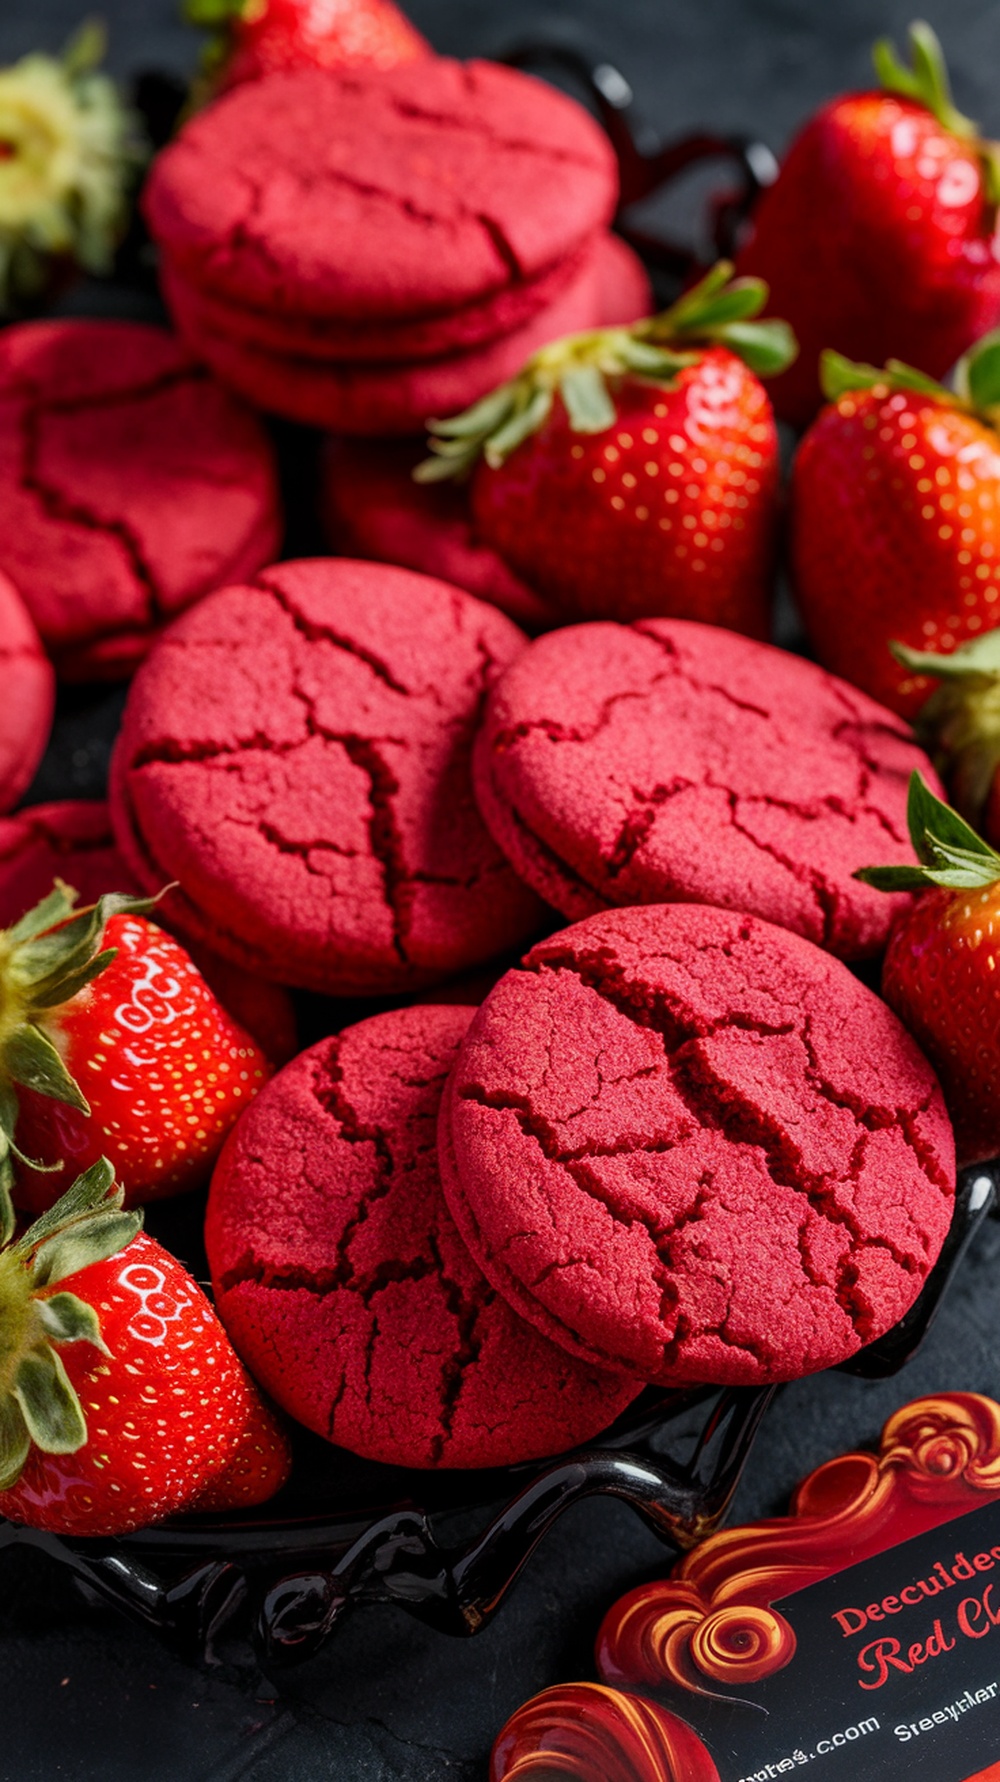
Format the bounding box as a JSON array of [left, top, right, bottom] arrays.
[[439, 904, 955, 1387], [205, 1004, 640, 1468], [322, 438, 553, 633], [473, 618, 940, 961], [0, 321, 282, 680], [109, 559, 544, 995], [161, 231, 650, 435], [144, 59, 617, 322], [0, 568, 53, 812], [0, 800, 297, 1065], [157, 239, 598, 366]]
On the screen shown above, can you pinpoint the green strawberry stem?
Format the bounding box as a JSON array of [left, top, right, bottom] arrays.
[[889, 633, 1000, 830], [0, 1157, 141, 1490], [416, 260, 798, 479], [854, 771, 1000, 893], [873, 21, 1000, 205], [0, 885, 158, 1245], [821, 326, 1000, 429]]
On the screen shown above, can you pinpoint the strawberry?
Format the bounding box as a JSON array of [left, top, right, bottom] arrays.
[[790, 336, 1000, 718], [0, 885, 271, 1228], [0, 1159, 289, 1535], [418, 262, 796, 635], [184, 0, 429, 94], [735, 23, 1000, 427], [856, 772, 1000, 1165]]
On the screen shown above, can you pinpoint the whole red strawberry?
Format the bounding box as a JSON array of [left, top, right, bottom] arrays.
[[736, 23, 1000, 426], [186, 0, 429, 92], [0, 1160, 290, 1535], [0, 886, 270, 1225], [419, 263, 796, 635], [791, 337, 1000, 718], [857, 772, 1000, 1164]]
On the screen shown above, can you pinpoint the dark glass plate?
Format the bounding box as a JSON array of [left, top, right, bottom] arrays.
[[2, 1166, 992, 1669]]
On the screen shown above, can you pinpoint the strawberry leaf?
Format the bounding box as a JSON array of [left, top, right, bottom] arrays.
[[718, 318, 797, 375], [4, 884, 78, 948], [820, 350, 953, 405], [0, 1395, 29, 1491], [820, 351, 884, 401], [892, 634, 1000, 679], [908, 769, 996, 864], [484, 388, 552, 466], [27, 947, 118, 1013], [427, 382, 518, 441], [559, 365, 616, 433], [31, 1210, 142, 1289], [36, 1292, 109, 1354], [19, 1157, 117, 1252], [667, 278, 767, 333], [1, 1025, 90, 1114], [873, 21, 977, 140], [853, 862, 938, 891], [958, 329, 1000, 414], [14, 1346, 86, 1455], [884, 359, 954, 397], [855, 772, 1000, 890]]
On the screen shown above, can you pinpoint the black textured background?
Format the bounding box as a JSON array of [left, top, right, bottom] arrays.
[[4, 5, 1000, 1779]]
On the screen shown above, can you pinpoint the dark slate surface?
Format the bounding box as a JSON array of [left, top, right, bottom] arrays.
[[3, 4, 1000, 1779]]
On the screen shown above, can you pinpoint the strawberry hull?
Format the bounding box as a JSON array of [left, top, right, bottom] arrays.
[[471, 347, 780, 634]]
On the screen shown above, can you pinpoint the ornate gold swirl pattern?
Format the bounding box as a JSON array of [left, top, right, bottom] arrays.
[[490, 1683, 721, 1782], [597, 1393, 1000, 1694]]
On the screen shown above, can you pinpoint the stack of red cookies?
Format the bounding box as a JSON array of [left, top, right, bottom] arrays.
[[5, 8, 999, 1534], [143, 57, 651, 435]]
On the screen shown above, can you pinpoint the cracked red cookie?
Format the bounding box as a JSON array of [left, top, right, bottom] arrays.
[[322, 438, 553, 633], [0, 320, 282, 680], [205, 1004, 640, 1468], [0, 568, 53, 812], [109, 558, 544, 995], [0, 800, 298, 1065], [160, 230, 649, 435], [159, 238, 598, 366], [439, 904, 955, 1386], [144, 59, 617, 324], [473, 618, 941, 961]]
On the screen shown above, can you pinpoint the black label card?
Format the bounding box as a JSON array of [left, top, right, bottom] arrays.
[[671, 1497, 1000, 1781]]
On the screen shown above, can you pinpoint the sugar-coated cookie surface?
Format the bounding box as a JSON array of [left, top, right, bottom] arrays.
[[474, 617, 940, 959], [145, 59, 617, 320], [161, 232, 647, 435], [439, 904, 955, 1386], [0, 321, 281, 679], [110, 559, 543, 994], [0, 568, 53, 813], [206, 1005, 639, 1468]]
